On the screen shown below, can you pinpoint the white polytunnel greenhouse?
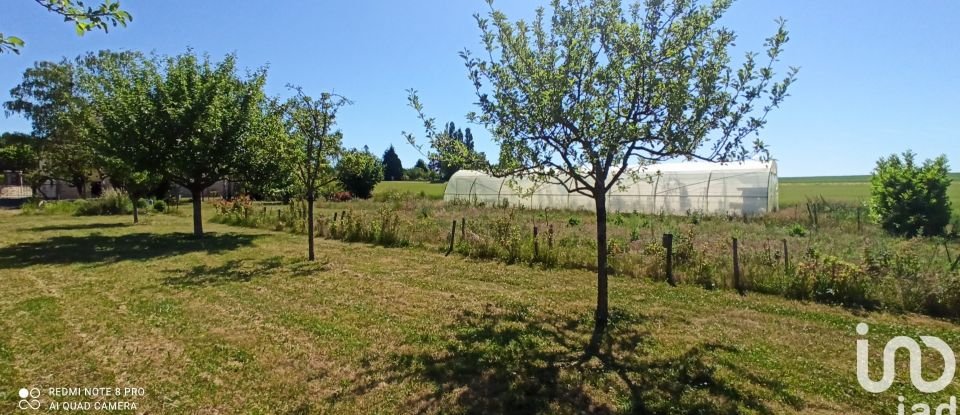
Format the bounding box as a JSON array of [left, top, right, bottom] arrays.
[[443, 160, 778, 215]]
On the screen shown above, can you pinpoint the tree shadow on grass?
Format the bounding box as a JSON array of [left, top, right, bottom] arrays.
[[29, 222, 130, 232], [347, 304, 804, 414], [0, 232, 259, 269], [163, 256, 283, 287], [163, 256, 332, 287]]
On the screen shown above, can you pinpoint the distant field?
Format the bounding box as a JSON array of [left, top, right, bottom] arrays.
[[780, 175, 872, 184], [780, 173, 960, 211], [373, 181, 446, 199], [779, 182, 874, 207], [781, 172, 960, 184]]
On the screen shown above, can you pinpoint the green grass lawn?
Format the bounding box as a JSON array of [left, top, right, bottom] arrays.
[[2, 212, 959, 413], [780, 174, 960, 212], [781, 173, 960, 184], [373, 181, 446, 199]]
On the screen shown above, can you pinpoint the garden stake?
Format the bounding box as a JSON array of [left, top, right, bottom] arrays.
[[663, 233, 675, 286], [733, 237, 744, 296], [446, 220, 457, 256]]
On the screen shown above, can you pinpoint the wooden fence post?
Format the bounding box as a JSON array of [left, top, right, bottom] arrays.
[[548, 224, 554, 249], [946, 241, 960, 272], [533, 226, 539, 260], [813, 204, 819, 230], [782, 238, 790, 274], [446, 220, 457, 256], [333, 212, 338, 222], [733, 237, 744, 295], [663, 233, 675, 286]]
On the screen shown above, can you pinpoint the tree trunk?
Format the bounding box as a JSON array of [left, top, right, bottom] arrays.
[[307, 195, 315, 261], [594, 194, 609, 331], [132, 196, 139, 224], [74, 178, 86, 199], [191, 189, 203, 238]]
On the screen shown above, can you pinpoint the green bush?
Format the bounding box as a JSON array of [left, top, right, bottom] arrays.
[[76, 192, 133, 215], [337, 149, 384, 199], [870, 151, 952, 236], [21, 193, 134, 216], [20, 198, 45, 215], [787, 223, 807, 237], [153, 200, 167, 213], [20, 199, 82, 216]]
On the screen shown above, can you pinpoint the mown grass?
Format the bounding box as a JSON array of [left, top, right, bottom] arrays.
[[373, 181, 446, 199], [3, 212, 959, 413]]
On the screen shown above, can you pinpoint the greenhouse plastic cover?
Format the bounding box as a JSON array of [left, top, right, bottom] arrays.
[[443, 160, 778, 215]]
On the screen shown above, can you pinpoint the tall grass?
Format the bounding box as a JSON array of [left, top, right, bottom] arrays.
[[20, 192, 134, 216], [214, 193, 960, 320]]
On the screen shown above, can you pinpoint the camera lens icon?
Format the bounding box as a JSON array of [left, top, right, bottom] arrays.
[[18, 387, 41, 410]]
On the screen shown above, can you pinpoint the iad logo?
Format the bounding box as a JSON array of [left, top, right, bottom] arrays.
[[856, 323, 956, 393]]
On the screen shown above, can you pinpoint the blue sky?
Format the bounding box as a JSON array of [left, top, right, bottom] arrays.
[[1, 0, 957, 177]]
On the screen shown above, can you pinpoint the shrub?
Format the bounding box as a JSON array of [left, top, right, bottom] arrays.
[[567, 216, 581, 227], [330, 191, 353, 202], [417, 206, 430, 219], [870, 151, 952, 236], [337, 149, 383, 199], [686, 210, 704, 224], [373, 207, 407, 247], [153, 200, 167, 213], [75, 192, 133, 215], [210, 196, 261, 228], [212, 195, 253, 217], [23, 192, 138, 216], [611, 213, 625, 226], [782, 246, 886, 311], [99, 192, 132, 215], [787, 223, 807, 237], [20, 197, 45, 215], [672, 229, 696, 265]]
